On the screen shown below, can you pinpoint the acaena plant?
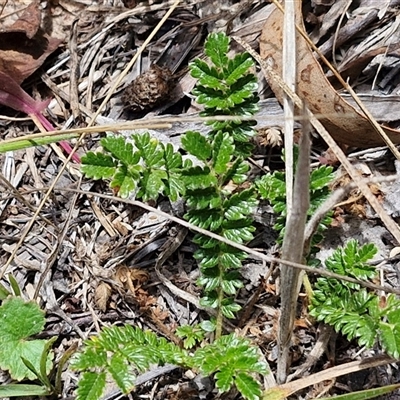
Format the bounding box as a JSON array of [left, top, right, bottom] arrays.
[[82, 32, 259, 337], [70, 326, 267, 400], [77, 31, 267, 400], [310, 239, 400, 358], [256, 149, 335, 248]]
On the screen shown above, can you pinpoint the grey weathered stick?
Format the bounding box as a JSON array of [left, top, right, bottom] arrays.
[[282, 0, 296, 217], [277, 113, 311, 384]]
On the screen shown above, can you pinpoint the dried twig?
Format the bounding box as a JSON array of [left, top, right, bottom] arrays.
[[277, 110, 311, 384]]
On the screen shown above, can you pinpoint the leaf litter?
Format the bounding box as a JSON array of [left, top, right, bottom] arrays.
[[1, 0, 400, 398]]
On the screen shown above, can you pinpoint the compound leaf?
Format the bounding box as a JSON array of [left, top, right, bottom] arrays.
[[310, 165, 334, 191], [226, 54, 254, 85], [138, 169, 167, 201], [212, 131, 234, 174], [181, 131, 211, 161], [81, 152, 116, 180], [107, 353, 135, 393], [215, 368, 234, 393], [101, 136, 139, 166], [76, 371, 106, 400], [235, 372, 262, 400], [204, 32, 229, 68]]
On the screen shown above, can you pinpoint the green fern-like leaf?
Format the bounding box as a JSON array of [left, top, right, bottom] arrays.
[[222, 219, 255, 243], [193, 334, 267, 399], [132, 132, 164, 168], [71, 325, 189, 400], [235, 372, 263, 400], [193, 243, 247, 271], [309, 165, 334, 191], [189, 32, 258, 158], [256, 161, 334, 245], [220, 271, 243, 295], [378, 296, 400, 358], [76, 371, 106, 400], [80, 30, 261, 333], [215, 368, 234, 392], [220, 298, 242, 319], [309, 241, 390, 352], [136, 169, 168, 201], [325, 239, 377, 281], [185, 209, 223, 230], [101, 136, 139, 166], [175, 323, 213, 349], [107, 354, 135, 393], [69, 346, 107, 370], [163, 143, 184, 200], [110, 165, 138, 198], [185, 189, 222, 211], [82, 134, 186, 200], [226, 54, 255, 85], [211, 131, 234, 174], [81, 152, 117, 180], [222, 158, 250, 185], [256, 171, 285, 204], [182, 166, 218, 190], [204, 32, 229, 68], [181, 131, 212, 161], [224, 189, 258, 220], [219, 247, 247, 269]]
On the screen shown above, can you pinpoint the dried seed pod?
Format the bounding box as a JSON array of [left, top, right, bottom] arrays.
[[122, 64, 173, 112]]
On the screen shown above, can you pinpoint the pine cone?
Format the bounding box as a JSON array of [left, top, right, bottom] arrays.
[[122, 64, 172, 112]]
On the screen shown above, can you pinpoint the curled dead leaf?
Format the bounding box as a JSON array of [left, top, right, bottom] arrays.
[[259, 1, 400, 147], [114, 265, 149, 295], [6, 1, 40, 39], [258, 126, 283, 148], [94, 282, 112, 312], [0, 1, 62, 83]]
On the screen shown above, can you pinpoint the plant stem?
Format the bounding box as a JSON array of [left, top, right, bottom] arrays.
[[215, 284, 224, 339]]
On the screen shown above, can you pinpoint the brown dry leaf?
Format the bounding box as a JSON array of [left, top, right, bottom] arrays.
[[130, 268, 149, 285], [259, 1, 400, 147], [114, 265, 152, 308], [150, 306, 169, 322], [258, 126, 283, 148], [332, 169, 383, 217], [134, 288, 157, 309], [94, 282, 112, 312], [5, 1, 40, 39], [0, 1, 62, 83]]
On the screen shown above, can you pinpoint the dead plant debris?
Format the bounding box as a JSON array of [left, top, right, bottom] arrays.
[[1, 0, 400, 399]]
